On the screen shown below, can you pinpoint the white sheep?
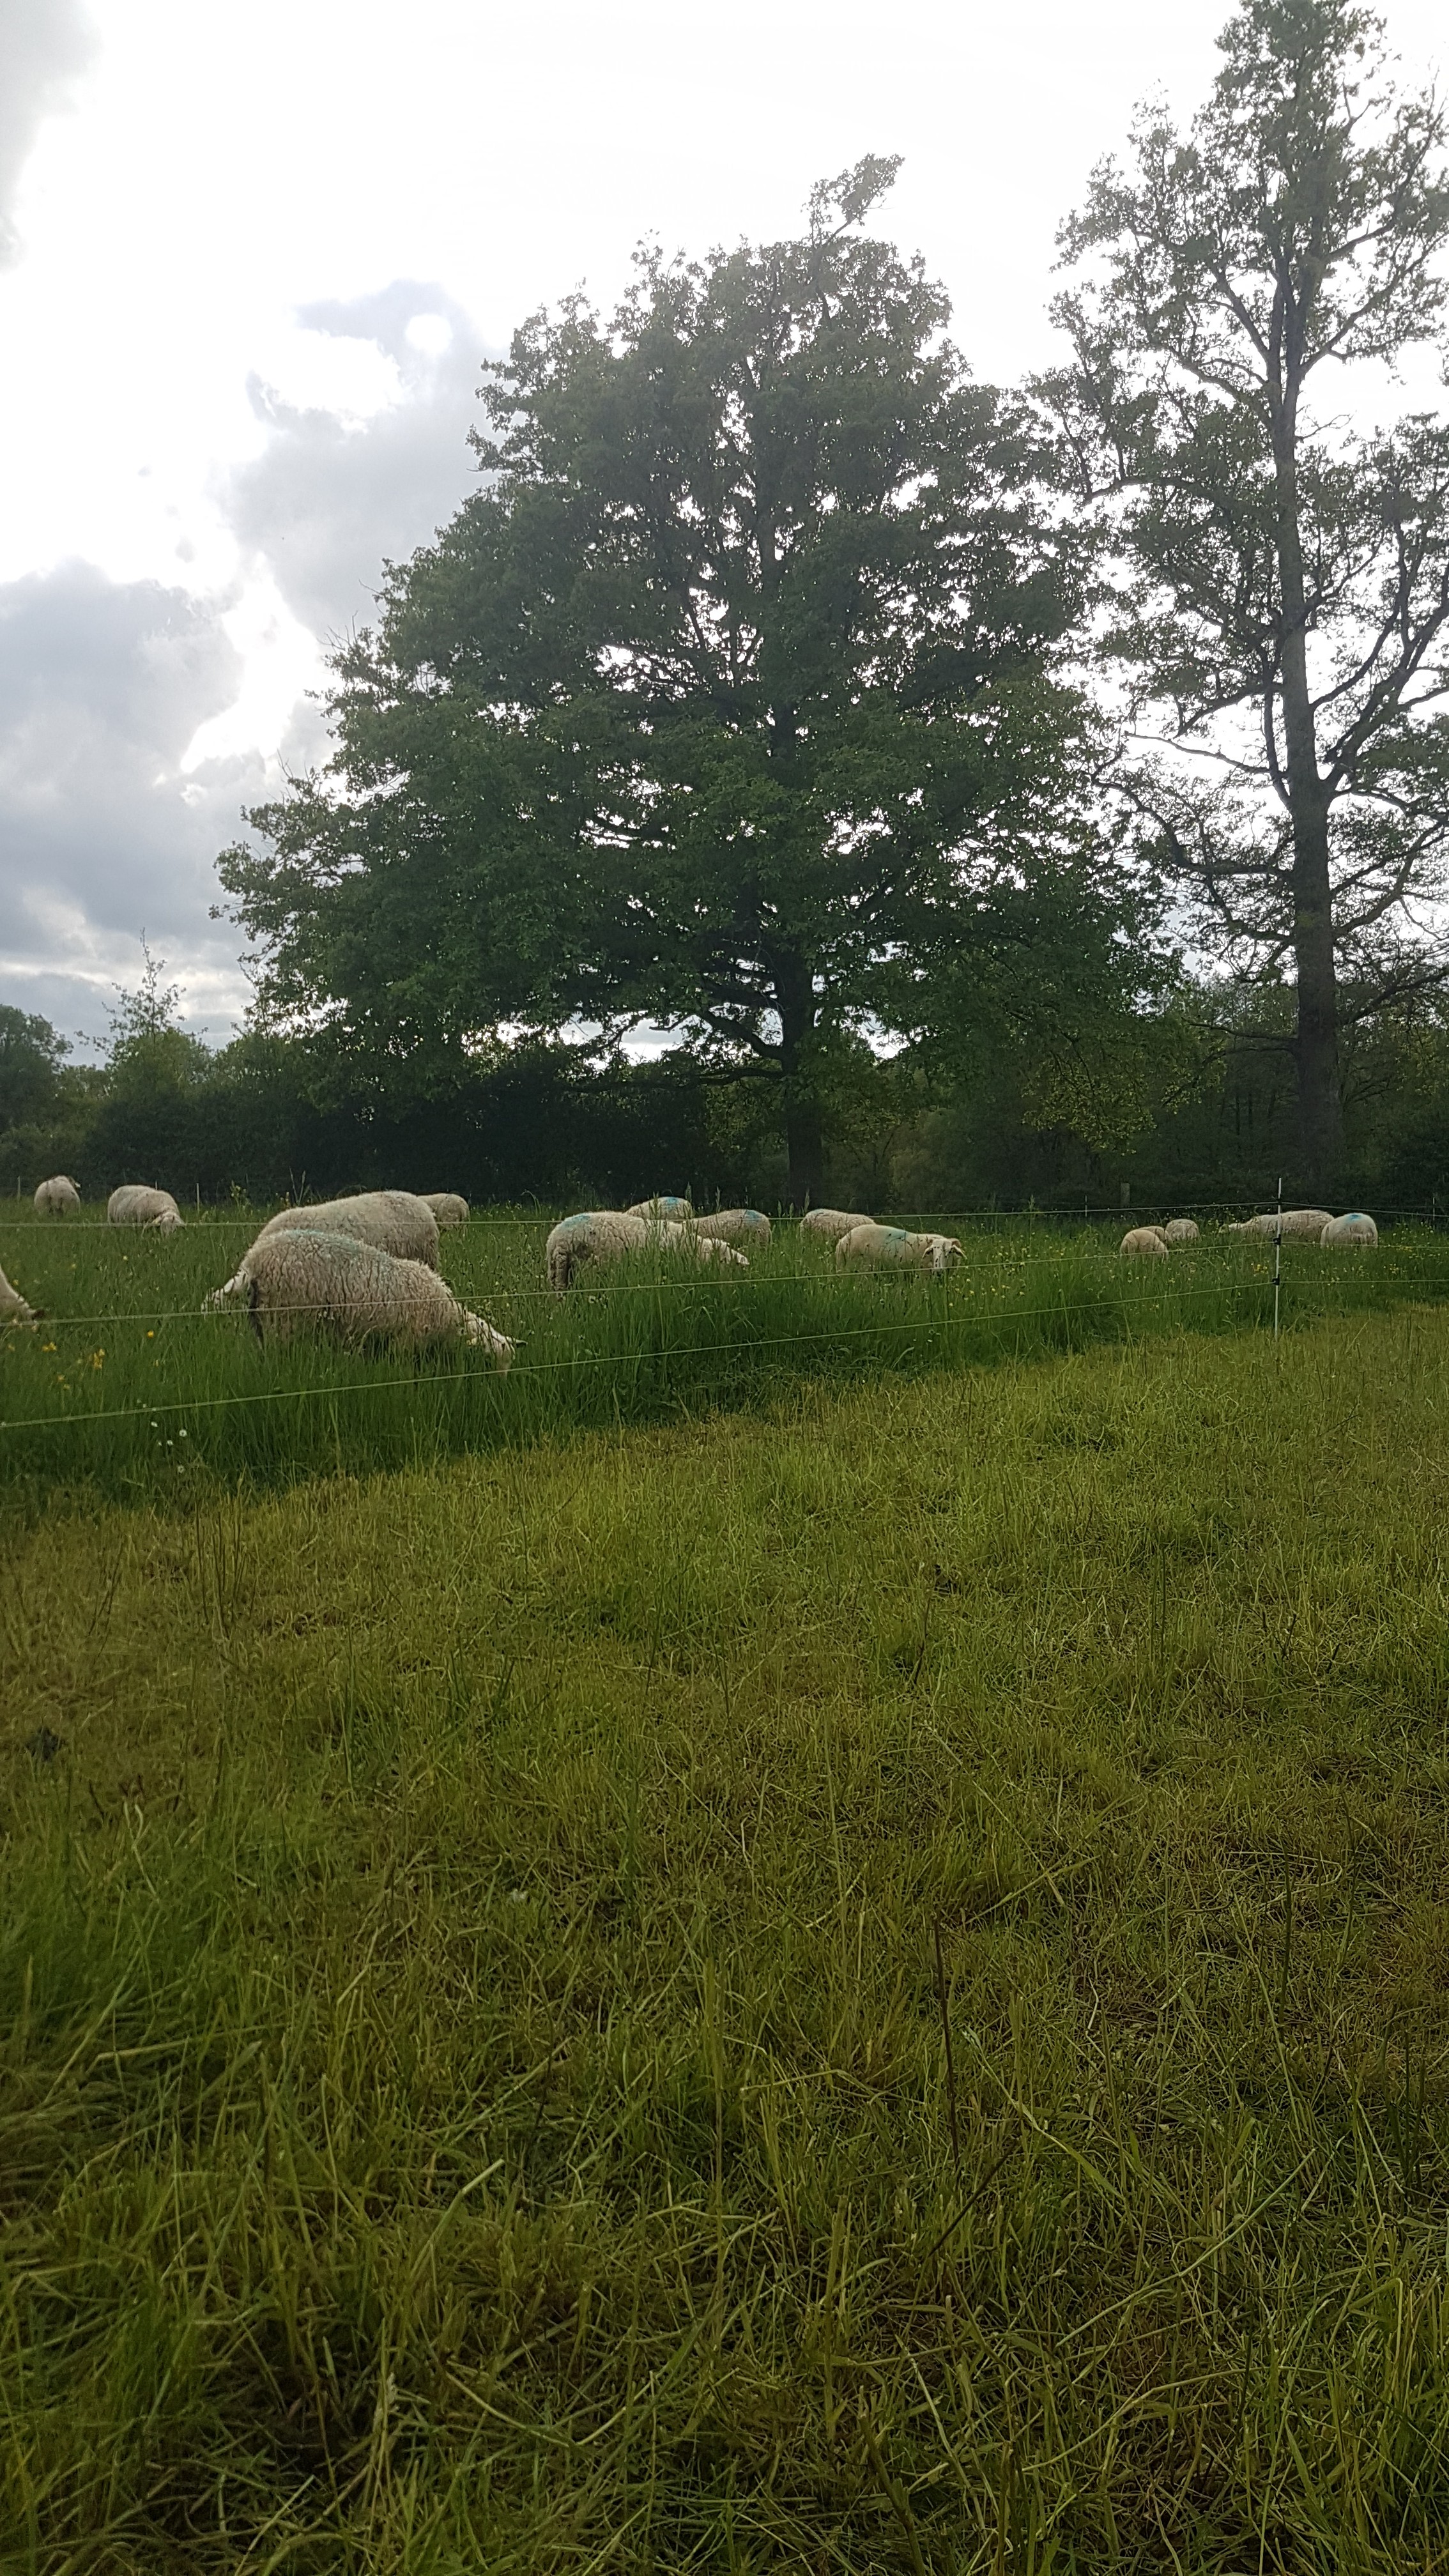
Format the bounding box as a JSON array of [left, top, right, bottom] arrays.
[[34, 1176, 80, 1217], [254, 1189, 440, 1268], [1162, 1218, 1199, 1245], [546, 1209, 748, 1292], [1225, 1209, 1333, 1240], [214, 1227, 512, 1360], [626, 1194, 692, 1220], [1120, 1226, 1169, 1259], [107, 1184, 183, 1232], [835, 1222, 963, 1273], [800, 1208, 873, 1243], [420, 1192, 469, 1229], [0, 1261, 38, 1324], [1321, 1211, 1378, 1248], [690, 1208, 772, 1248]]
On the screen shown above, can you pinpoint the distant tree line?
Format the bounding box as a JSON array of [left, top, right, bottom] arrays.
[[8, 967, 1449, 1217]]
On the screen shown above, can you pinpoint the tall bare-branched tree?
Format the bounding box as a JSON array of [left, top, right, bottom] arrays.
[[1039, 0, 1449, 1186]]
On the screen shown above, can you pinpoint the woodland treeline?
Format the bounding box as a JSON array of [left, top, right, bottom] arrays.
[[10, 0, 1449, 1213]]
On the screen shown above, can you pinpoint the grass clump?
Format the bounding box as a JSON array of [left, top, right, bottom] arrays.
[[4, 1310, 1449, 2566], [3, 1202, 1447, 1508]]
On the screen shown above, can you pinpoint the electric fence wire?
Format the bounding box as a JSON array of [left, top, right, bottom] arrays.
[[0, 1274, 1361, 1438]]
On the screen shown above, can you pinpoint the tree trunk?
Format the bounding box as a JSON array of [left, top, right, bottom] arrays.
[[775, 946, 824, 1210], [1271, 376, 1343, 1193], [783, 1088, 824, 1212]]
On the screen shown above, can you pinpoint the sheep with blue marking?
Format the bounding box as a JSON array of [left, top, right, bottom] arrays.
[[1321, 1212, 1377, 1248], [836, 1221, 963, 1273], [691, 1208, 772, 1248], [627, 1194, 692, 1220], [547, 1209, 747, 1292]]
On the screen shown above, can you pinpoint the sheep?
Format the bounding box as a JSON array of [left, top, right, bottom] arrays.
[[1120, 1227, 1170, 1259], [1162, 1218, 1199, 1245], [0, 1261, 38, 1324], [107, 1184, 183, 1232], [1321, 1211, 1378, 1248], [34, 1176, 80, 1217], [835, 1222, 963, 1273], [1225, 1209, 1333, 1240], [214, 1227, 512, 1361], [254, 1189, 440, 1269], [420, 1192, 469, 1229], [799, 1208, 873, 1243], [690, 1208, 772, 1248], [546, 1209, 748, 1292], [627, 1194, 692, 1220]]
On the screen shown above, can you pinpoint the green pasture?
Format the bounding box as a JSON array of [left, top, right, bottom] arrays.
[[1, 1202, 1442, 1508], [5, 1310, 1449, 2568]]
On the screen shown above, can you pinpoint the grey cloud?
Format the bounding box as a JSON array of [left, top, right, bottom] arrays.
[[1, 281, 494, 1042], [224, 280, 492, 642], [0, 0, 95, 265], [0, 563, 259, 1041]]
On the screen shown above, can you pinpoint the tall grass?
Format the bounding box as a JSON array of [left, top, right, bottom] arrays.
[[4, 1204, 1446, 1507], [4, 1312, 1449, 2566]]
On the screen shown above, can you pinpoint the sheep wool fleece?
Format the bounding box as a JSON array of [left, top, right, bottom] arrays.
[[238, 1228, 510, 1359], [107, 1186, 183, 1231], [254, 1190, 440, 1269]]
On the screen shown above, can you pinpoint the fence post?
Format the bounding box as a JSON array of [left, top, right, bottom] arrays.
[[1273, 1174, 1282, 1343]]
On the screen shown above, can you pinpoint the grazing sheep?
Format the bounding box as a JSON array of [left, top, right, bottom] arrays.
[[1120, 1227, 1169, 1259], [34, 1176, 80, 1217], [626, 1195, 692, 1220], [1321, 1211, 1378, 1248], [1225, 1209, 1333, 1240], [254, 1189, 440, 1269], [215, 1227, 512, 1361], [657, 1222, 748, 1270], [107, 1184, 183, 1232], [1162, 1218, 1199, 1245], [835, 1222, 963, 1273], [691, 1207, 772, 1248], [420, 1192, 469, 1228], [800, 1208, 873, 1243], [546, 1209, 748, 1292], [0, 1261, 38, 1324]]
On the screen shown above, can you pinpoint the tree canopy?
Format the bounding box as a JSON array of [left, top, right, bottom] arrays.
[[1039, 0, 1449, 1186], [220, 160, 1151, 1202]]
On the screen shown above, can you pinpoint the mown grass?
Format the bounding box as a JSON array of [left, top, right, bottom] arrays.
[[2, 1202, 1445, 1508], [5, 1310, 1449, 2568]]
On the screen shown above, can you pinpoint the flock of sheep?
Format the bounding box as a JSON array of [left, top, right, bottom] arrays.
[[0, 1177, 1379, 1351], [1120, 1208, 1378, 1256]]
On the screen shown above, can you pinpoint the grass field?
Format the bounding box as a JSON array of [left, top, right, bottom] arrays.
[[1, 1203, 1445, 1510], [5, 1292, 1449, 2570]]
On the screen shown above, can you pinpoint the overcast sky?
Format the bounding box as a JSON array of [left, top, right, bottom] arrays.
[[1, 0, 1444, 1048]]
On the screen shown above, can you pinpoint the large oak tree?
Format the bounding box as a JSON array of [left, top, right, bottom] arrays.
[[221, 161, 1142, 1203], [1040, 0, 1449, 1189]]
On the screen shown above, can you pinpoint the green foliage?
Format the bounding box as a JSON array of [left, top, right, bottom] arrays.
[[219, 161, 1147, 1201], [0, 1004, 69, 1130], [1039, 0, 1449, 1178], [7, 1314, 1449, 2563]]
